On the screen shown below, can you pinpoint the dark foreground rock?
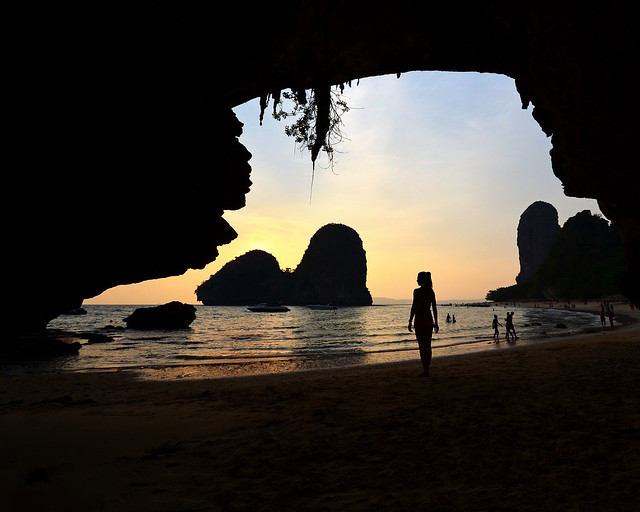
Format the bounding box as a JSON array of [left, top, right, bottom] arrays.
[[1, 337, 81, 360], [84, 333, 115, 344], [124, 302, 196, 330]]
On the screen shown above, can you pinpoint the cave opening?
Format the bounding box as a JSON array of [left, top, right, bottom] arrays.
[[85, 71, 602, 306]]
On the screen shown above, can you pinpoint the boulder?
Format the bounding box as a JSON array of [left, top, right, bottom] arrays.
[[85, 333, 115, 344], [124, 302, 196, 330], [1, 337, 81, 360]]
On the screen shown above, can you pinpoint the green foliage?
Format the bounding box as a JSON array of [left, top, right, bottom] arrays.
[[486, 283, 536, 302], [265, 86, 350, 169]]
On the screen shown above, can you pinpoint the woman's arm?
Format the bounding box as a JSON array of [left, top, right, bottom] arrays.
[[431, 290, 439, 333], [408, 289, 416, 331]]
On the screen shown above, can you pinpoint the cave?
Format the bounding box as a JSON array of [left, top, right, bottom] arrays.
[[8, 1, 638, 336]]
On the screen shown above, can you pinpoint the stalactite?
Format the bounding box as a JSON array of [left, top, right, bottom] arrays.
[[259, 94, 269, 125]]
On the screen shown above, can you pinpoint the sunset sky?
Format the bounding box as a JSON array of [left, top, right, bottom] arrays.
[[87, 71, 602, 304]]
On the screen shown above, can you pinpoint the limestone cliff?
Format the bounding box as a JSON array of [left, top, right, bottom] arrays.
[[488, 209, 625, 301], [196, 250, 293, 305], [196, 224, 372, 306], [292, 224, 372, 306], [516, 202, 561, 284]]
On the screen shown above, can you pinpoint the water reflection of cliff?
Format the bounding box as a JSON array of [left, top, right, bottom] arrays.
[[196, 224, 373, 306]]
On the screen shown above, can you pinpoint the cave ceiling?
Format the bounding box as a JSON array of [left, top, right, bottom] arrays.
[[7, 1, 639, 333]]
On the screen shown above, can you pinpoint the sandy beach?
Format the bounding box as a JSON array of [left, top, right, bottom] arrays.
[[2, 306, 639, 511]]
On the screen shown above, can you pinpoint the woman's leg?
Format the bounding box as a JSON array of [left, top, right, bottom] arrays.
[[416, 331, 432, 375]]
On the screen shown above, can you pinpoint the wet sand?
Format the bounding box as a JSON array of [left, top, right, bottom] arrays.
[[2, 312, 639, 511]]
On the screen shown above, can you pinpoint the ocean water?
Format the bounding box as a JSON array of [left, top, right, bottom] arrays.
[[9, 304, 602, 376]]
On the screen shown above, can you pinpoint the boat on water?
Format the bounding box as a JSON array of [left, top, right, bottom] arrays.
[[306, 304, 338, 311], [247, 303, 290, 312]]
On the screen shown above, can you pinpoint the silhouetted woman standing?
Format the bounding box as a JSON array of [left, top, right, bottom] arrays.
[[408, 271, 439, 376]]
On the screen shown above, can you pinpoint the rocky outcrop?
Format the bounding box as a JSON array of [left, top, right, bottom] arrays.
[[124, 302, 197, 330], [488, 209, 626, 301], [7, 1, 639, 336], [197, 224, 372, 306], [195, 250, 292, 305], [534, 211, 625, 299], [292, 224, 372, 306], [516, 202, 561, 284]]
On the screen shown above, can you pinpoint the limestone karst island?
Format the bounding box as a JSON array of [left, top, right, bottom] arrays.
[[196, 223, 373, 307]]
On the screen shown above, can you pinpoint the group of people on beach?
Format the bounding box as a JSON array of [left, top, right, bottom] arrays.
[[408, 271, 524, 376], [407, 270, 632, 378], [492, 312, 517, 342]]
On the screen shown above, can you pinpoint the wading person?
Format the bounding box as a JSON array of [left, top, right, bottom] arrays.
[[505, 311, 518, 341], [492, 314, 502, 342], [408, 271, 439, 377]]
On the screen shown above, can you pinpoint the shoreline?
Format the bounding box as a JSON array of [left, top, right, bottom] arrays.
[[77, 303, 640, 381], [2, 317, 639, 510], [4, 302, 630, 381]]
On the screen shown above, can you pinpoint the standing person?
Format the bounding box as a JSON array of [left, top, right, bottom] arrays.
[[608, 304, 615, 328], [492, 314, 502, 342], [507, 311, 518, 341], [600, 303, 606, 327], [408, 271, 439, 377]]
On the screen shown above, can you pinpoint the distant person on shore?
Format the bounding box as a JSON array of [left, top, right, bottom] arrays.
[[446, 313, 451, 323], [600, 303, 606, 327], [492, 314, 502, 342], [608, 304, 615, 328], [505, 311, 517, 341], [408, 271, 439, 377], [506, 311, 518, 341]]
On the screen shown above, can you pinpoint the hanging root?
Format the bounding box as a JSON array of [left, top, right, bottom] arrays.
[[259, 94, 268, 125], [311, 85, 331, 165], [264, 83, 351, 172], [272, 90, 281, 116]]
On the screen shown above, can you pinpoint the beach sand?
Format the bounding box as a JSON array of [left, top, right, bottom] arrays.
[[2, 310, 639, 511]]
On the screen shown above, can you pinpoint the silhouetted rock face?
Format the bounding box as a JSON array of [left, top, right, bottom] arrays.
[[124, 302, 196, 330], [196, 224, 372, 306], [196, 250, 292, 305], [293, 224, 372, 306], [516, 202, 560, 284]]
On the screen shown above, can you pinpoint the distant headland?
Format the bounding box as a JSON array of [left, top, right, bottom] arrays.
[[196, 223, 373, 306], [487, 202, 627, 301]]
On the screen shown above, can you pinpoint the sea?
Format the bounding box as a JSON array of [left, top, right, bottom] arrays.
[[5, 303, 604, 378]]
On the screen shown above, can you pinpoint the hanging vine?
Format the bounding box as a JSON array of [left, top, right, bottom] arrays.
[[260, 84, 351, 171]]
